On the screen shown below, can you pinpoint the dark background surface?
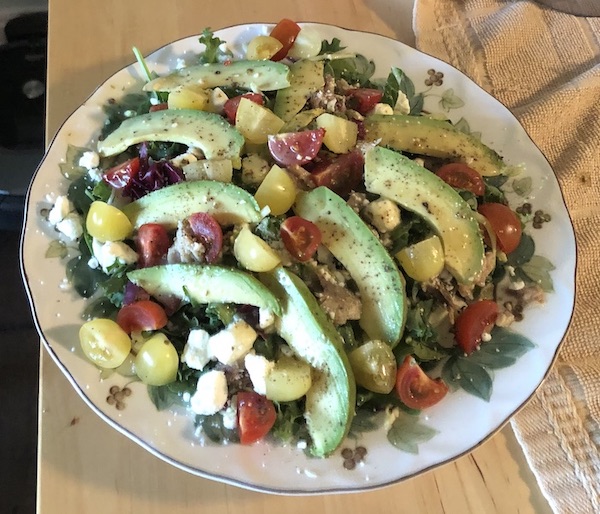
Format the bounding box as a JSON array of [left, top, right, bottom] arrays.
[[0, 4, 48, 513]]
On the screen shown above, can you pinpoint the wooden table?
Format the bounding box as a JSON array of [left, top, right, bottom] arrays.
[[39, 1, 553, 512]]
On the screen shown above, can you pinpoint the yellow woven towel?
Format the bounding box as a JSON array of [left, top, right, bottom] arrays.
[[415, 2, 600, 513]]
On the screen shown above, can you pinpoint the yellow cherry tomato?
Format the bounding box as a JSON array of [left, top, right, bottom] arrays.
[[246, 35, 283, 60], [86, 201, 133, 242], [79, 318, 132, 369], [395, 235, 445, 282], [134, 333, 179, 386], [265, 355, 312, 402], [233, 226, 281, 272], [254, 164, 297, 216]]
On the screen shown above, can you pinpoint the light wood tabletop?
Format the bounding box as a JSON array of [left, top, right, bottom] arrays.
[[39, 0, 553, 512]]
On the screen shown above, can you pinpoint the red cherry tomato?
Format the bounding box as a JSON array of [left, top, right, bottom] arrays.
[[436, 163, 485, 196], [454, 300, 499, 355], [135, 223, 171, 268], [345, 88, 384, 115], [280, 216, 322, 262], [103, 157, 140, 189], [269, 19, 301, 61], [223, 93, 264, 124], [116, 300, 168, 334], [237, 391, 277, 444], [187, 212, 223, 264], [395, 355, 449, 410], [267, 128, 325, 166], [149, 102, 169, 112], [477, 202, 522, 254], [310, 150, 364, 199]]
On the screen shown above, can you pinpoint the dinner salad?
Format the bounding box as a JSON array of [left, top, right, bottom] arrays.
[[43, 20, 554, 457]]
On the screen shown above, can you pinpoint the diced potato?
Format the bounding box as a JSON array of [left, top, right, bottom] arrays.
[[167, 86, 210, 110], [183, 159, 233, 182], [315, 113, 358, 153], [235, 98, 285, 144]]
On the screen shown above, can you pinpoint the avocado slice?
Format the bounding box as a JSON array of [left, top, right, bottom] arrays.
[[273, 59, 324, 122], [364, 114, 505, 176], [128, 263, 281, 315], [143, 60, 290, 92], [122, 180, 262, 229], [260, 267, 355, 457], [97, 109, 244, 162], [364, 146, 485, 284], [294, 187, 407, 347]]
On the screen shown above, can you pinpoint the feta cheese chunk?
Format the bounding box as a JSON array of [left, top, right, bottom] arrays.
[[208, 87, 228, 114], [190, 370, 228, 415], [78, 150, 100, 170], [394, 91, 411, 115], [221, 404, 238, 430], [368, 103, 394, 116], [48, 195, 73, 225], [258, 307, 275, 330], [244, 351, 275, 396], [181, 329, 212, 370], [55, 213, 83, 241], [209, 320, 257, 365], [364, 198, 401, 233], [92, 238, 138, 271]]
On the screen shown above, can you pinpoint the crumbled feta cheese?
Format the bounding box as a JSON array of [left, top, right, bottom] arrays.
[[258, 307, 275, 330], [394, 91, 410, 115], [509, 279, 525, 291], [481, 331, 492, 342], [48, 195, 73, 225], [181, 329, 212, 370], [209, 320, 257, 365], [364, 198, 401, 233], [241, 154, 270, 185], [221, 404, 238, 430], [244, 351, 275, 396], [149, 96, 160, 106], [55, 213, 83, 240], [92, 238, 138, 271], [190, 370, 228, 415], [175, 57, 187, 69], [87, 167, 103, 182], [78, 150, 100, 170], [368, 103, 394, 116], [208, 87, 228, 114]]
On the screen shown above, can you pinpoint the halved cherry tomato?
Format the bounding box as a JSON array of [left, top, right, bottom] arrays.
[[103, 157, 140, 189], [223, 93, 264, 124], [237, 391, 277, 444], [116, 300, 168, 334], [187, 212, 223, 263], [267, 128, 325, 166], [395, 355, 449, 409], [454, 300, 499, 355], [345, 88, 384, 115], [269, 19, 301, 61], [280, 216, 322, 262], [149, 102, 168, 112], [135, 223, 171, 267], [436, 163, 485, 196], [310, 150, 364, 199], [477, 202, 522, 254]]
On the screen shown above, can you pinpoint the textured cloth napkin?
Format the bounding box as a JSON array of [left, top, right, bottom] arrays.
[[414, 1, 600, 512]]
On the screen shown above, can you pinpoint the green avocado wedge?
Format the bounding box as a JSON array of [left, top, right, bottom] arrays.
[[260, 267, 355, 457], [127, 264, 281, 315], [364, 146, 485, 285], [364, 114, 505, 177], [121, 180, 262, 230], [143, 60, 290, 92], [294, 187, 407, 347], [97, 109, 244, 161], [273, 59, 325, 122]]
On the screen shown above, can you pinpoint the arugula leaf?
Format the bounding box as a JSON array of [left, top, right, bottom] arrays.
[[198, 28, 232, 64], [195, 412, 238, 443], [381, 67, 414, 110], [319, 38, 346, 54], [507, 233, 535, 267], [324, 54, 375, 86], [65, 254, 105, 298], [349, 408, 383, 437], [271, 401, 308, 445]]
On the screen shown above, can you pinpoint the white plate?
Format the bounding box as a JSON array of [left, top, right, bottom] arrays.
[[21, 23, 576, 494]]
